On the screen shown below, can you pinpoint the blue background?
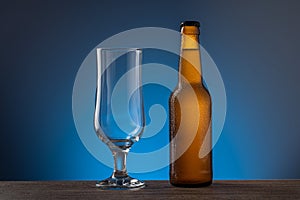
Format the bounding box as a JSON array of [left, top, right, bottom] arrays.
[[1, 0, 300, 180]]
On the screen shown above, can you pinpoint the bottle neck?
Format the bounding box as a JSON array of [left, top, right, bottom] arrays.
[[179, 26, 202, 85]]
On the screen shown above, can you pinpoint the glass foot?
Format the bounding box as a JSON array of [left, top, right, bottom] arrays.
[[96, 175, 145, 190]]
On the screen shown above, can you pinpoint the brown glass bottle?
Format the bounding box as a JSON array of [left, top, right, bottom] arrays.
[[169, 21, 212, 187]]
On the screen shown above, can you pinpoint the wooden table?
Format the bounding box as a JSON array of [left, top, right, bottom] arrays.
[[0, 180, 299, 199]]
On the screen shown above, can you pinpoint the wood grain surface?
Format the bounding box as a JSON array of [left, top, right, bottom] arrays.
[[0, 180, 299, 200]]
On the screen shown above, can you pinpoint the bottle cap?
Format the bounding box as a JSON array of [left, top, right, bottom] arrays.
[[180, 21, 200, 28]]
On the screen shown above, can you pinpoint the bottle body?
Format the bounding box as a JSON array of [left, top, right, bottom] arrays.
[[169, 21, 212, 187]]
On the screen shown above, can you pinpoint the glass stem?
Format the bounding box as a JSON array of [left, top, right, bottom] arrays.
[[112, 150, 128, 178]]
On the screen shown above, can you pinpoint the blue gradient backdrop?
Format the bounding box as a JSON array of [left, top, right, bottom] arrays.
[[1, 0, 300, 180]]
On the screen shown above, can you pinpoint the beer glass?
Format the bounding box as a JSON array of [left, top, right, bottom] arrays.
[[94, 48, 145, 189]]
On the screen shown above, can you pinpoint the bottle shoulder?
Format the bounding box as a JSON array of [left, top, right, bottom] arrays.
[[171, 83, 210, 97], [169, 83, 211, 107]]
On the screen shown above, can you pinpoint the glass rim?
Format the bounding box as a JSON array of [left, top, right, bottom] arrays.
[[97, 47, 142, 52]]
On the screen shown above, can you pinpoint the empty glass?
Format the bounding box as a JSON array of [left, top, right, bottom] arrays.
[[94, 48, 145, 189]]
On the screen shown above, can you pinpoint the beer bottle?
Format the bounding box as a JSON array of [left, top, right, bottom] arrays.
[[169, 21, 212, 187]]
